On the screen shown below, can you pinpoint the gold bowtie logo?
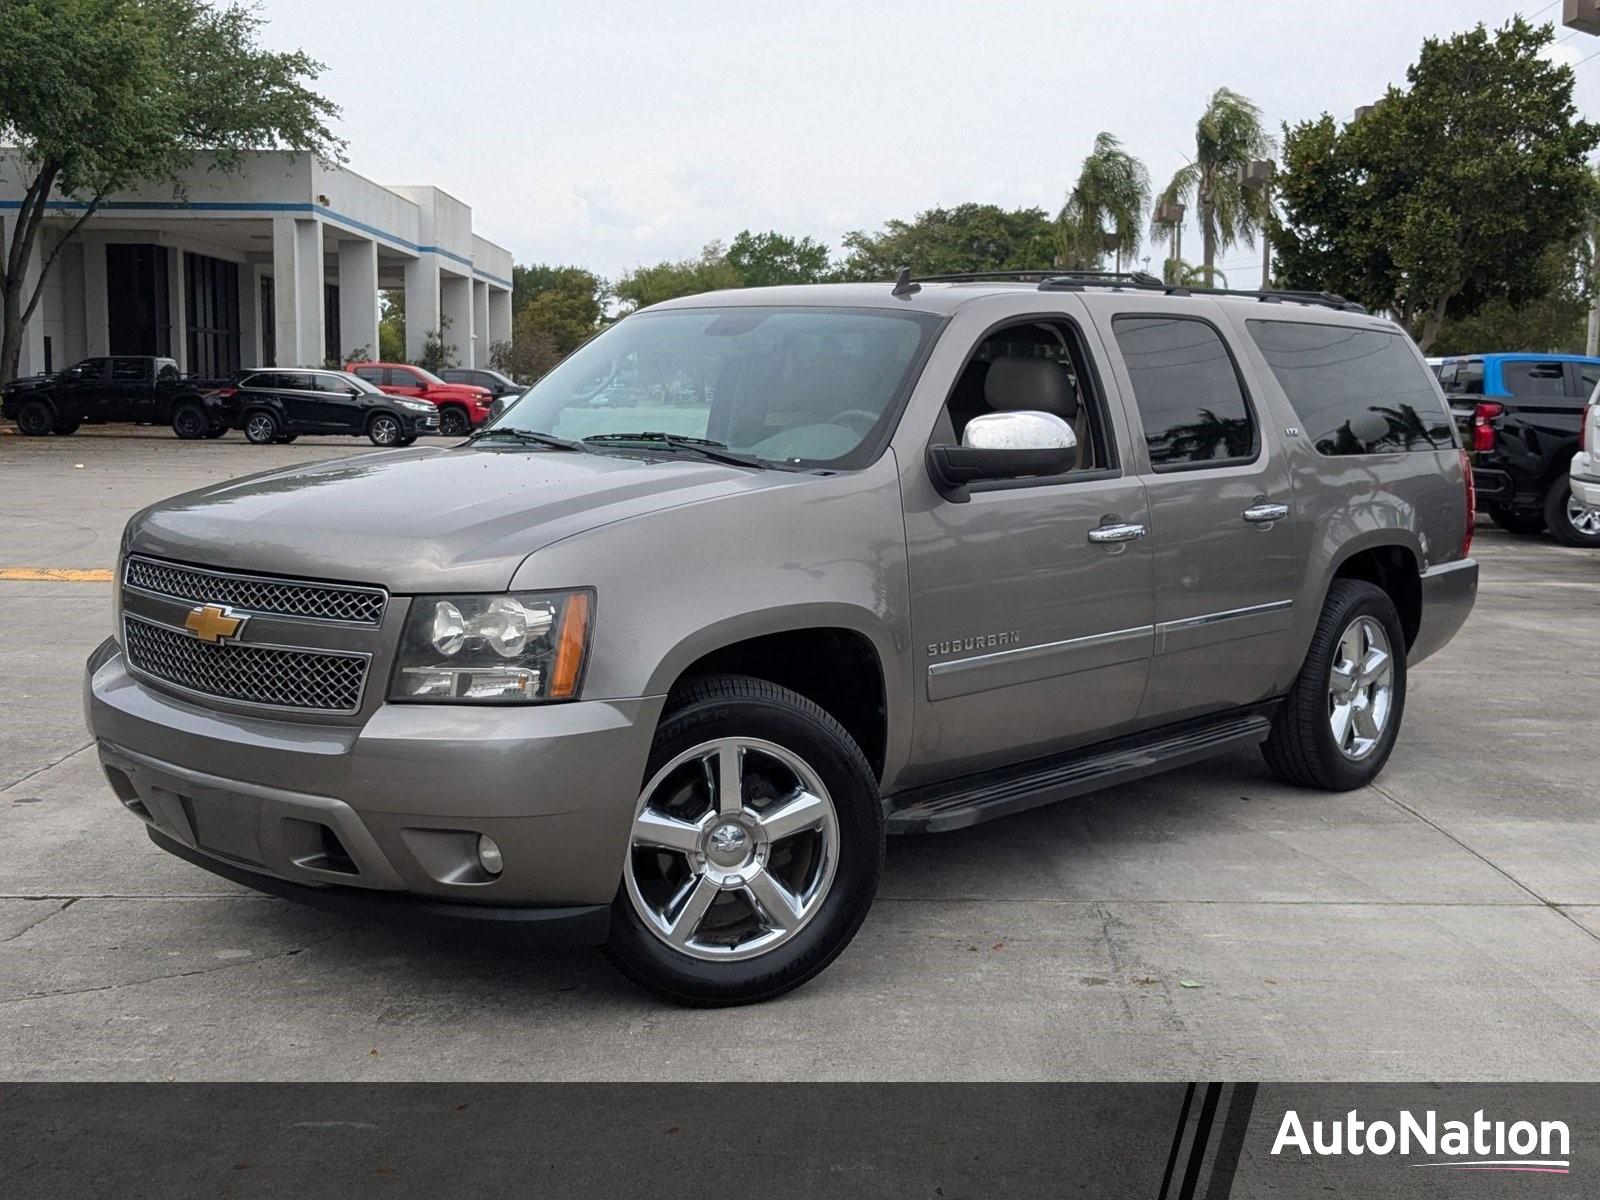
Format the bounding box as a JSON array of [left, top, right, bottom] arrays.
[[184, 604, 246, 644]]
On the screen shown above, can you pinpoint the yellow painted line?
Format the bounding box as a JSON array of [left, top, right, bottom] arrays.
[[0, 567, 114, 582]]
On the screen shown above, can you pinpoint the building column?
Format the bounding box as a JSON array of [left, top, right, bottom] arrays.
[[472, 280, 491, 366], [488, 286, 512, 353], [239, 263, 261, 368], [271, 216, 324, 367], [337, 238, 380, 365], [167, 246, 187, 372], [82, 236, 109, 356], [403, 255, 440, 362], [440, 273, 473, 367], [6, 217, 48, 377]]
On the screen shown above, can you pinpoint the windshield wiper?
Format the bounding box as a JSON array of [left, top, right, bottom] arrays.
[[468, 427, 581, 451], [582, 431, 775, 470]]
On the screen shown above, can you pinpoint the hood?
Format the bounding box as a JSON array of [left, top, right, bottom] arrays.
[[428, 384, 492, 401], [3, 372, 55, 393], [126, 444, 798, 592]]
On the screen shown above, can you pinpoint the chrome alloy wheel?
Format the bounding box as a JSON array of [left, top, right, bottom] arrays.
[[1566, 494, 1600, 538], [244, 413, 275, 443], [1328, 616, 1394, 761], [625, 737, 839, 962]]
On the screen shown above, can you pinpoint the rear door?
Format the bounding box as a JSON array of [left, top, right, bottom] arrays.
[[274, 371, 323, 430], [1093, 303, 1300, 724], [310, 373, 365, 433], [109, 357, 154, 421]]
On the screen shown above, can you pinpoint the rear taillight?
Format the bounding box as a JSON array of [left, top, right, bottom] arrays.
[[1472, 401, 1502, 453], [1583, 403, 1598, 457], [1460, 448, 1476, 558]]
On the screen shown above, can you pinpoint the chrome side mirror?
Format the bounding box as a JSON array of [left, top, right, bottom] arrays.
[[928, 410, 1077, 502]]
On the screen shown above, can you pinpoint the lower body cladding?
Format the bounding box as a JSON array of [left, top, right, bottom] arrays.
[[84, 638, 663, 947]]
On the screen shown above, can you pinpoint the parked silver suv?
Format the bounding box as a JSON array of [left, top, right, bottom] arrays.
[[86, 272, 1478, 1004]]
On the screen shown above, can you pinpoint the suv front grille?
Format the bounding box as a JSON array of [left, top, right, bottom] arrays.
[[124, 615, 369, 713], [125, 556, 386, 625]]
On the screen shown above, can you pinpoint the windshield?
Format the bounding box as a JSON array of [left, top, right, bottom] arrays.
[[488, 306, 941, 467]]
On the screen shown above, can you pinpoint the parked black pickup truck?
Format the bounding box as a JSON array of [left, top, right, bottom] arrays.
[[1440, 352, 1600, 547], [2, 355, 231, 439]]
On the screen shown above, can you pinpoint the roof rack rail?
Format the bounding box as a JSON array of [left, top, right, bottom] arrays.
[[899, 268, 1368, 313]]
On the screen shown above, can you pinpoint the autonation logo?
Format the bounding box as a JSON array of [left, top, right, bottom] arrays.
[[1272, 1108, 1571, 1174]]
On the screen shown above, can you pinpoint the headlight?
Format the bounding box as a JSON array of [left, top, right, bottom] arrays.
[[399, 400, 434, 412], [391, 590, 593, 703]]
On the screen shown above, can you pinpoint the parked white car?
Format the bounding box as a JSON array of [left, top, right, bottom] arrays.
[[1573, 386, 1600, 510]]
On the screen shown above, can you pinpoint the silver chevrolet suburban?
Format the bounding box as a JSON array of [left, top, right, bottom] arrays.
[[86, 271, 1478, 1005]]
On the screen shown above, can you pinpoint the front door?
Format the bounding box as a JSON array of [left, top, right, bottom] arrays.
[[902, 317, 1154, 784], [1096, 308, 1300, 724]]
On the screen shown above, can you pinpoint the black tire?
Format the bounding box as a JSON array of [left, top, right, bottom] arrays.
[[16, 399, 53, 436], [605, 674, 884, 1006], [1262, 579, 1407, 791], [437, 405, 470, 437], [243, 410, 279, 445], [1487, 504, 1545, 536], [367, 413, 403, 446], [274, 433, 299, 444], [51, 417, 81, 435], [1543, 477, 1600, 548], [396, 434, 418, 447], [171, 404, 208, 440], [204, 424, 228, 439]]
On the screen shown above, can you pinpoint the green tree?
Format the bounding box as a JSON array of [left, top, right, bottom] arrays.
[[725, 230, 834, 287], [511, 263, 606, 353], [0, 0, 341, 382], [416, 315, 457, 372], [837, 204, 1058, 280], [1153, 88, 1271, 288], [1057, 133, 1150, 271], [377, 289, 404, 361], [1431, 243, 1590, 355], [613, 242, 741, 312], [1272, 18, 1599, 352]]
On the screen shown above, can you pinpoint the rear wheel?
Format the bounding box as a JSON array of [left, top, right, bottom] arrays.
[[1544, 478, 1600, 548], [437, 406, 470, 437], [16, 399, 53, 436], [243, 410, 279, 445], [171, 404, 208, 440], [606, 675, 883, 1006], [1262, 580, 1406, 791], [367, 413, 403, 446], [1487, 503, 1544, 536]]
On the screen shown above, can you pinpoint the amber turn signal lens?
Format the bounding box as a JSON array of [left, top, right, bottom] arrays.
[[549, 591, 591, 699]]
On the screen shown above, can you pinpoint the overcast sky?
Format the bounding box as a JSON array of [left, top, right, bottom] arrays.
[[257, 0, 1600, 281]]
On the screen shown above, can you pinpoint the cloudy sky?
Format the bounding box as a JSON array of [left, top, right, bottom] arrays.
[[257, 0, 1600, 281]]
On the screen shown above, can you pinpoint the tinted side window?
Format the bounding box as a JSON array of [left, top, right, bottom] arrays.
[[111, 358, 147, 382], [1438, 360, 1484, 395], [1577, 362, 1600, 395], [240, 373, 272, 390], [1248, 320, 1454, 456], [279, 372, 315, 391], [1503, 360, 1566, 398], [1111, 316, 1255, 470], [313, 374, 355, 394], [354, 366, 384, 384], [386, 367, 420, 387]]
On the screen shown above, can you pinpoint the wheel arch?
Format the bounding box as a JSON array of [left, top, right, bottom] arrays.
[[1328, 540, 1422, 651]]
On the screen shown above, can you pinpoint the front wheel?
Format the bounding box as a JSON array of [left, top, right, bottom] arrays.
[[1544, 478, 1600, 548], [16, 400, 53, 436], [437, 406, 470, 437], [367, 413, 403, 446], [606, 675, 884, 1006], [1262, 580, 1407, 791], [274, 433, 299, 444], [243, 411, 279, 445], [204, 424, 228, 439]]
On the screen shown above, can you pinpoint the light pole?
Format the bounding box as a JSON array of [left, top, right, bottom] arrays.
[[1101, 230, 1123, 275], [1155, 200, 1186, 284], [1239, 159, 1274, 290]]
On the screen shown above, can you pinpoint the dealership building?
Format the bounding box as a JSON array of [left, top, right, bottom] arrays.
[[0, 149, 514, 379]]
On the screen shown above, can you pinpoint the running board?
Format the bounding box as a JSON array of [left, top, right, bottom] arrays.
[[884, 709, 1275, 835]]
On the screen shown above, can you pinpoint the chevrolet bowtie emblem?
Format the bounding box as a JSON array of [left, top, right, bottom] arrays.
[[184, 603, 246, 644]]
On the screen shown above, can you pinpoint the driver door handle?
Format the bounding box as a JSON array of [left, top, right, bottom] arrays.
[[1243, 503, 1290, 524], [1088, 523, 1146, 544]]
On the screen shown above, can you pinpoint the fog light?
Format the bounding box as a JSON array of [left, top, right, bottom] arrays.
[[477, 834, 504, 876]]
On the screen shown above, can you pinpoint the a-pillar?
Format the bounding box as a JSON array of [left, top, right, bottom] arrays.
[[337, 238, 380, 364]]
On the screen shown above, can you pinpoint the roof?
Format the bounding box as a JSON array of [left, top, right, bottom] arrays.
[[1441, 352, 1600, 363]]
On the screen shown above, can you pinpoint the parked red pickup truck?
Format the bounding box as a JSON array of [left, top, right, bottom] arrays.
[[347, 362, 493, 437]]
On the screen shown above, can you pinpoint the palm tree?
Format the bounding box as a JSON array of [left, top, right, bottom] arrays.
[[1153, 89, 1272, 287], [1057, 133, 1151, 272]]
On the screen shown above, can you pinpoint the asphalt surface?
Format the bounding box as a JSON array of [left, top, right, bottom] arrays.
[[2, 426, 1598, 1081]]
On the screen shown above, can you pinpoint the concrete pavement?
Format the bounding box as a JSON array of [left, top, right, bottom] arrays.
[[2, 428, 1598, 1080]]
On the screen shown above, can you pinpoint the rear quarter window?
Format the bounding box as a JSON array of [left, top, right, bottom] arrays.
[[1246, 320, 1455, 456], [1501, 360, 1566, 399]]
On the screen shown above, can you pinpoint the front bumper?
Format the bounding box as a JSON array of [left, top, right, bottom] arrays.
[[85, 638, 663, 918], [1409, 558, 1478, 666]]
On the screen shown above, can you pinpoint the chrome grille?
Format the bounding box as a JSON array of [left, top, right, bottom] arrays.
[[124, 615, 368, 712], [125, 556, 386, 625]]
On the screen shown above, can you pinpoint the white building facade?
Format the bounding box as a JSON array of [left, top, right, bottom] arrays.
[[0, 150, 514, 378]]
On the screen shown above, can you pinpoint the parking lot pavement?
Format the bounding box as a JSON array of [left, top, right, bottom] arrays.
[[3, 427, 1599, 1081]]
